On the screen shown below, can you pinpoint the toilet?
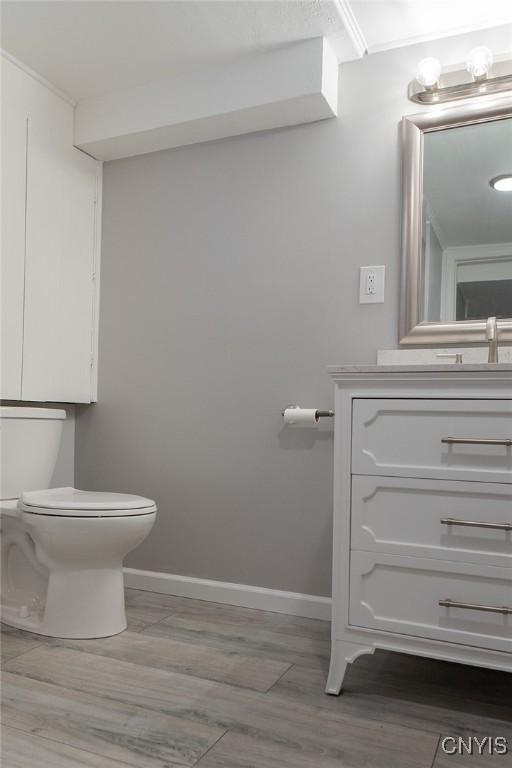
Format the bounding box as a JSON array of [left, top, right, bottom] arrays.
[[0, 406, 157, 638]]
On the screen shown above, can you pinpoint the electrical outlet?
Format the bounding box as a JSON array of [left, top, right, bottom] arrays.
[[360, 266, 385, 304]]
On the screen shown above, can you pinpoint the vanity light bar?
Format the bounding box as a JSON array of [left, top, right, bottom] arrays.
[[409, 52, 512, 104]]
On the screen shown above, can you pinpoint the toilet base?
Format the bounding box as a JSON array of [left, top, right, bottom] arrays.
[[1, 607, 47, 635], [1, 508, 156, 639], [1, 564, 128, 638]]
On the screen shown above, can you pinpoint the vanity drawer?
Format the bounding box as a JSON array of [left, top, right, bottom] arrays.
[[351, 476, 512, 566], [349, 551, 512, 653], [352, 399, 512, 483]]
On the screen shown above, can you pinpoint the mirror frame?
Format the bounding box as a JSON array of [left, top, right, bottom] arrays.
[[400, 91, 512, 345]]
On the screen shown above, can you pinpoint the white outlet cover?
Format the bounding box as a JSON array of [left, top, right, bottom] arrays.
[[359, 265, 385, 304]]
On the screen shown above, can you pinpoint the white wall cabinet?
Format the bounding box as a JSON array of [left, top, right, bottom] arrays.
[[1, 59, 28, 399], [1, 56, 101, 403]]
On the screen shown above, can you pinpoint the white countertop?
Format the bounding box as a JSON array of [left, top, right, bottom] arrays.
[[328, 363, 512, 374]]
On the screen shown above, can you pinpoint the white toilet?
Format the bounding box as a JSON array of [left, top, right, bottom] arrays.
[[0, 406, 157, 638]]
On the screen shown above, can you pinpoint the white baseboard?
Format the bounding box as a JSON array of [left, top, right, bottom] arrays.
[[123, 568, 331, 621]]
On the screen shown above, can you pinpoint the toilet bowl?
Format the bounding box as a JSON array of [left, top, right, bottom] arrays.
[[0, 407, 157, 638]]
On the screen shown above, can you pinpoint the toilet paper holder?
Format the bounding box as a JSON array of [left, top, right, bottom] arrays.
[[281, 404, 334, 419]]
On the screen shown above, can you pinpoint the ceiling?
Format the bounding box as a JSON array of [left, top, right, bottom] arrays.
[[424, 117, 512, 248], [2, 0, 512, 101], [351, 0, 512, 53]]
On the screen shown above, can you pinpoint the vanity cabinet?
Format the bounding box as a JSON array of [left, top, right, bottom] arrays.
[[326, 366, 512, 695], [1, 56, 101, 403]]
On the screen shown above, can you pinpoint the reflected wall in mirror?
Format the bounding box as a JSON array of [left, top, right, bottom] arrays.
[[422, 118, 512, 324], [400, 92, 512, 345]]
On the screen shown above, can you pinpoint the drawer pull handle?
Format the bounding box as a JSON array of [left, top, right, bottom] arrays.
[[442, 437, 512, 447], [441, 518, 512, 531], [439, 599, 512, 615]]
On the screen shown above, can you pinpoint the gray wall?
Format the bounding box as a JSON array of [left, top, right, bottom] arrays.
[[75, 25, 511, 597]]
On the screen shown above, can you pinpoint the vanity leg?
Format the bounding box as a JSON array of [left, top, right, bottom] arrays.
[[325, 640, 374, 695]]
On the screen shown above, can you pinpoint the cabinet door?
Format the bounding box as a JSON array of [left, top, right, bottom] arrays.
[[22, 82, 99, 403], [1, 59, 29, 399]]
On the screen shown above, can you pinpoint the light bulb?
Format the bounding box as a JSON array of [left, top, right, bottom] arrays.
[[415, 58, 442, 89], [490, 175, 512, 192], [466, 46, 493, 80]]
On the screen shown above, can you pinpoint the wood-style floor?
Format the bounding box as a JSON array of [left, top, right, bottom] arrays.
[[1, 589, 511, 767]]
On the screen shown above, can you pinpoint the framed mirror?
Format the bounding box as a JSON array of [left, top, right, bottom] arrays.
[[400, 92, 512, 345]]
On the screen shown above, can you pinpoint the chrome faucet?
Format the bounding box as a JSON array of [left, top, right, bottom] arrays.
[[486, 316, 499, 363]]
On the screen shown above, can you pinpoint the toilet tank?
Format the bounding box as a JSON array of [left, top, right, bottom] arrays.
[[0, 407, 66, 499]]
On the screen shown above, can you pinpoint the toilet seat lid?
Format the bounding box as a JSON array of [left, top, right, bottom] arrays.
[[20, 487, 157, 516]]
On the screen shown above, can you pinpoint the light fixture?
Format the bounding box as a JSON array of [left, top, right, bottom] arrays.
[[490, 175, 512, 192], [415, 57, 442, 90], [409, 49, 512, 104], [466, 46, 494, 81]]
